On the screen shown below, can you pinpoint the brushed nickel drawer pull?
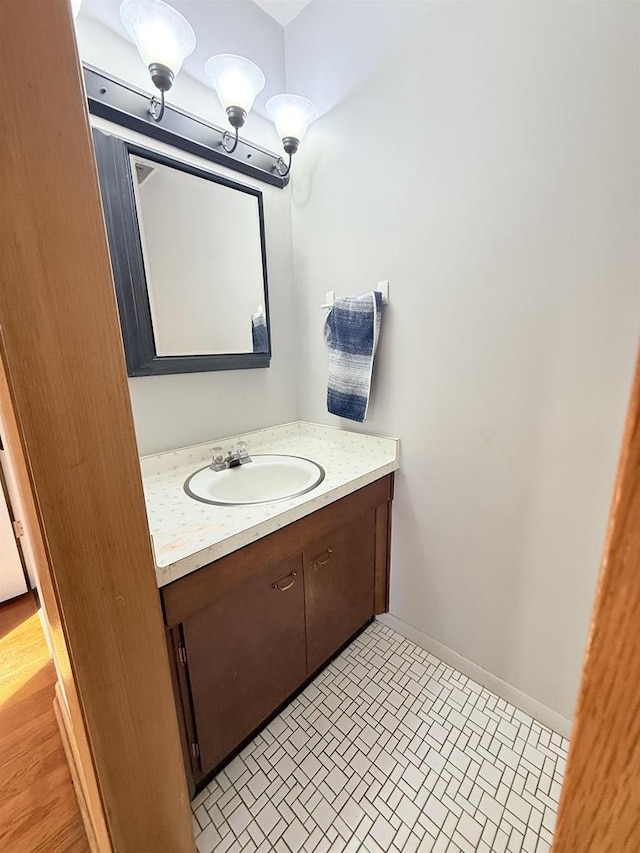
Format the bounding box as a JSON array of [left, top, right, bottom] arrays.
[[312, 548, 333, 568], [271, 570, 297, 592]]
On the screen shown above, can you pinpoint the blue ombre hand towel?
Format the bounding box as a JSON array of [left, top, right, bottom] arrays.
[[252, 310, 268, 353], [324, 291, 382, 422]]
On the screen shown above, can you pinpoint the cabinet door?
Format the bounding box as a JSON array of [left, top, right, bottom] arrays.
[[304, 509, 376, 674], [182, 555, 306, 775]]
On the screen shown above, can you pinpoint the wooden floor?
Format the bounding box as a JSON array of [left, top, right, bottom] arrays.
[[0, 593, 88, 852]]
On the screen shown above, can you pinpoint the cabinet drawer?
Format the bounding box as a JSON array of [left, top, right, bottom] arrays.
[[304, 509, 376, 673], [182, 555, 306, 774]]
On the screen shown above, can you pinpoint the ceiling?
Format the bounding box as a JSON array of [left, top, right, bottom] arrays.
[[82, 0, 313, 30], [252, 0, 313, 27]]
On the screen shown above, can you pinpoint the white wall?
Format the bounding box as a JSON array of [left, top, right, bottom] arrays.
[[285, 0, 640, 722], [76, 14, 297, 455]]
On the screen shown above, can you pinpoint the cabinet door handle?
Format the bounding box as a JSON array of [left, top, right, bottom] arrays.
[[271, 570, 297, 592], [311, 548, 333, 568]]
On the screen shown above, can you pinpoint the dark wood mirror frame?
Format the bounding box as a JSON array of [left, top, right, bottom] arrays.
[[92, 129, 272, 376]]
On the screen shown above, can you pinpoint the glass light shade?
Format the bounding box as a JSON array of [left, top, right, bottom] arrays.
[[204, 54, 265, 114], [266, 94, 318, 144], [120, 0, 196, 76], [71, 0, 83, 18]]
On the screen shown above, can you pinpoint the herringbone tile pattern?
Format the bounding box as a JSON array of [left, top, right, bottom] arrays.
[[192, 622, 567, 852]]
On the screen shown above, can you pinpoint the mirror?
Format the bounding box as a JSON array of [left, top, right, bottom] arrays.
[[92, 130, 271, 376]]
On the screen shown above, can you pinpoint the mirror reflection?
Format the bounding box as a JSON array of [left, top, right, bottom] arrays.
[[131, 154, 269, 357]]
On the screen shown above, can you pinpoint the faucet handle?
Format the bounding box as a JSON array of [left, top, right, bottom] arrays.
[[210, 446, 225, 471], [237, 440, 251, 464]]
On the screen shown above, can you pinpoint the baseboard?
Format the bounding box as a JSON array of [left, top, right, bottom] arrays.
[[376, 613, 572, 739]]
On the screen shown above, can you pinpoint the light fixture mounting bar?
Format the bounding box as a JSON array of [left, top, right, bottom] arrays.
[[83, 65, 288, 189]]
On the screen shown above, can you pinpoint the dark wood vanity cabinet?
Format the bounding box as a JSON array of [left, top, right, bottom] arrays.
[[162, 474, 393, 793]]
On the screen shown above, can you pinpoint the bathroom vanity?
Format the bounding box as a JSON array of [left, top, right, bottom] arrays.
[[142, 423, 399, 793]]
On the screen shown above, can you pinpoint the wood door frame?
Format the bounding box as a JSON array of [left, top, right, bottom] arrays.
[[0, 347, 111, 852], [553, 348, 640, 851], [0, 1, 194, 850]]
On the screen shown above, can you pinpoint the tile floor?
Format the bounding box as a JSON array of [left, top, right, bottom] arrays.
[[191, 621, 568, 853]]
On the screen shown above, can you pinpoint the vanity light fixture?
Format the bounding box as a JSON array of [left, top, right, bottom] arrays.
[[119, 0, 196, 123], [204, 54, 266, 154], [266, 94, 318, 177]]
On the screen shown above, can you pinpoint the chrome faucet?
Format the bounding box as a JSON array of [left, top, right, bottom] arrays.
[[209, 441, 252, 472]]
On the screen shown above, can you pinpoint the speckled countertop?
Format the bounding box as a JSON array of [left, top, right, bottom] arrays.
[[140, 421, 400, 587]]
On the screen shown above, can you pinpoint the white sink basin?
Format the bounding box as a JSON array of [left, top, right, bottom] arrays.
[[184, 454, 325, 506]]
